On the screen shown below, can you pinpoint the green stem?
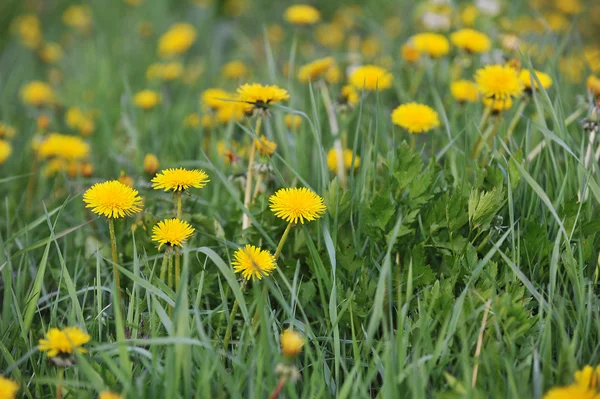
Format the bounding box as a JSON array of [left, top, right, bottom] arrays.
[[176, 192, 183, 219], [175, 247, 181, 292], [159, 247, 171, 281], [242, 118, 261, 230], [478, 103, 493, 131], [223, 280, 247, 350], [108, 218, 123, 311], [56, 368, 64, 399], [274, 223, 293, 260], [168, 249, 173, 290], [500, 99, 528, 154]]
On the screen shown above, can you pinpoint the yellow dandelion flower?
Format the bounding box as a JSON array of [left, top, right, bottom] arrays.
[[461, 5, 479, 26], [83, 180, 143, 218], [232, 244, 276, 280], [143, 153, 159, 176], [44, 158, 67, 177], [298, 57, 335, 83], [280, 329, 305, 357], [450, 80, 479, 103], [475, 64, 523, 101], [20, 81, 54, 107], [519, 69, 553, 90], [411, 32, 450, 58], [314, 23, 344, 48], [38, 326, 91, 357], [391, 103, 440, 134], [183, 112, 201, 128], [133, 90, 161, 110], [349, 65, 393, 91], [340, 85, 359, 107], [450, 29, 491, 54], [555, 0, 583, 15], [99, 392, 122, 399], [152, 168, 210, 192], [237, 83, 290, 111], [543, 384, 599, 399], [326, 65, 341, 84], [0, 140, 12, 165], [482, 97, 513, 112], [0, 123, 16, 139], [160, 62, 184, 81], [152, 218, 195, 250], [37, 133, 90, 161], [327, 148, 360, 173], [201, 88, 231, 111], [285, 114, 302, 130], [361, 36, 381, 59], [158, 23, 197, 58], [284, 4, 321, 26], [222, 60, 248, 80], [401, 43, 421, 63], [62, 5, 93, 32], [269, 187, 326, 224], [11, 14, 42, 49], [574, 365, 600, 390], [38, 42, 63, 64], [587, 75, 600, 96], [0, 376, 19, 399], [201, 114, 216, 128], [254, 135, 277, 156], [216, 101, 246, 124]]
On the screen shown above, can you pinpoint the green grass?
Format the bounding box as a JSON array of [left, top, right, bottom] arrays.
[[1, 0, 600, 398]]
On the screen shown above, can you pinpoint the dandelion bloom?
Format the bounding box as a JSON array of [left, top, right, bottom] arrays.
[[543, 384, 599, 399], [284, 4, 321, 25], [327, 148, 360, 173], [37, 133, 90, 161], [392, 103, 440, 134], [482, 97, 513, 112], [152, 219, 195, 250], [411, 32, 450, 58], [340, 85, 360, 107], [519, 69, 553, 90], [232, 244, 276, 280], [133, 90, 161, 110], [314, 23, 344, 48], [297, 57, 336, 83], [255, 135, 277, 156], [450, 80, 479, 103], [0, 376, 19, 399], [222, 60, 248, 80], [143, 153, 159, 175], [588, 75, 600, 96], [349, 65, 393, 91], [326, 65, 341, 84], [158, 23, 197, 58], [475, 64, 523, 101], [152, 168, 210, 192], [62, 5, 92, 32], [574, 365, 600, 389], [401, 43, 421, 63], [0, 140, 13, 164], [201, 88, 231, 111], [83, 180, 143, 218], [0, 123, 16, 139], [450, 28, 491, 54], [11, 14, 42, 49], [285, 114, 302, 130], [269, 187, 326, 224], [99, 392, 123, 399], [237, 83, 290, 111], [20, 81, 54, 107], [38, 326, 91, 357], [38, 42, 63, 64], [280, 329, 305, 357]]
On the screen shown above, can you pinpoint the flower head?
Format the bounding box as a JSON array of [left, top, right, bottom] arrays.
[[37, 133, 90, 161], [315, 23, 345, 48], [20, 81, 54, 107], [519, 69, 553, 90], [255, 135, 277, 156], [39, 42, 63, 64], [450, 80, 479, 103], [349, 65, 393, 91], [0, 140, 13, 164], [0, 376, 19, 399], [280, 329, 305, 358], [411, 32, 450, 58], [269, 187, 326, 224], [327, 148, 360, 173], [201, 88, 232, 111], [475, 64, 523, 101], [401, 43, 421, 63], [38, 326, 91, 358], [133, 90, 161, 110], [83, 180, 143, 218], [298, 57, 336, 83], [450, 29, 491, 54], [340, 85, 359, 107], [62, 5, 92, 32], [0, 123, 16, 139], [143, 153, 159, 175], [158, 23, 197, 58], [392, 103, 440, 134], [543, 384, 599, 399], [152, 168, 210, 192], [232, 244, 276, 280], [285, 114, 302, 130], [237, 83, 290, 112], [152, 219, 195, 250], [11, 14, 42, 49], [588, 75, 600, 97], [284, 5, 321, 25], [222, 60, 248, 80], [99, 392, 123, 399], [575, 365, 600, 390]]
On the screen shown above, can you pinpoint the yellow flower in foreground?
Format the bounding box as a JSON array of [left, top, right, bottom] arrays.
[[349, 65, 393, 91], [222, 60, 248, 80], [99, 392, 123, 399], [285, 114, 302, 130], [0, 376, 19, 399], [575, 365, 600, 390], [298, 57, 335, 83], [133, 90, 161, 110], [152, 168, 210, 192], [280, 329, 305, 357], [237, 83, 290, 111], [284, 4, 321, 25], [543, 384, 599, 399], [20, 81, 54, 107], [475, 64, 523, 101], [450, 29, 491, 54], [143, 153, 159, 175], [62, 5, 92, 32], [392, 103, 440, 134], [37, 133, 90, 161], [269, 187, 326, 224], [232, 244, 276, 280], [255, 135, 277, 156], [519, 69, 553, 90], [38, 326, 91, 357], [411, 32, 450, 58], [450, 80, 479, 103], [482, 97, 513, 112], [0, 140, 13, 164], [588, 75, 600, 96], [327, 148, 360, 173], [158, 23, 197, 58], [152, 219, 195, 250], [83, 180, 143, 218]]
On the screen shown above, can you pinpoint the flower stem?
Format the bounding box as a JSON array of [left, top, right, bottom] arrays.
[[242, 117, 261, 230], [274, 222, 293, 260], [56, 367, 64, 399], [252, 173, 264, 202], [168, 249, 173, 290], [108, 218, 123, 311], [268, 376, 288, 399], [499, 99, 528, 156], [159, 247, 171, 281], [222, 279, 247, 350], [176, 192, 183, 219], [175, 246, 181, 292]]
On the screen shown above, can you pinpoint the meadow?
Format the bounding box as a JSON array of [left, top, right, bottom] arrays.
[[1, 0, 600, 398]]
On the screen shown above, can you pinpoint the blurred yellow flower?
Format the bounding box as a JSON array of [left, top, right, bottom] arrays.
[[392, 103, 440, 134], [222, 60, 248, 80], [475, 64, 523, 101], [361, 36, 382, 59], [201, 88, 231, 110], [12, 14, 42, 49], [411, 32, 449, 58], [83, 180, 143, 218], [554, 0, 583, 15], [99, 392, 122, 399], [38, 42, 63, 64], [0, 140, 12, 164], [255, 135, 277, 156], [326, 66, 341, 84], [450, 80, 479, 103], [269, 187, 326, 224], [152, 218, 195, 250], [280, 329, 305, 357], [587, 75, 600, 96], [147, 62, 183, 81], [519, 69, 553, 90], [38, 133, 90, 161], [232, 244, 276, 280], [267, 24, 284, 44], [0, 376, 19, 399], [543, 384, 599, 399], [143, 153, 159, 176], [152, 168, 210, 192], [298, 57, 335, 83], [237, 83, 290, 111], [20, 81, 54, 107], [327, 148, 360, 173], [284, 114, 302, 130], [66, 107, 95, 136], [183, 112, 201, 128], [38, 326, 91, 357], [461, 5, 479, 26], [158, 23, 197, 58], [0, 123, 16, 139], [62, 5, 93, 32], [314, 23, 344, 48], [482, 97, 513, 112], [133, 90, 161, 110], [284, 4, 321, 25], [340, 85, 359, 107], [450, 29, 491, 54], [584, 48, 600, 74], [349, 65, 393, 91], [401, 43, 421, 63]]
